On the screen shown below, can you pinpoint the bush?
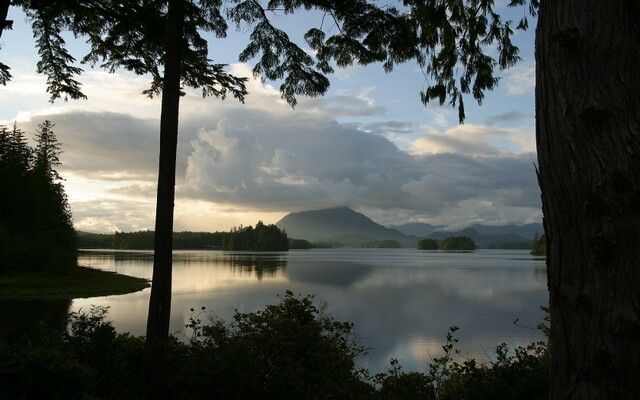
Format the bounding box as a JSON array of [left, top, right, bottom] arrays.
[[185, 291, 373, 399], [0, 298, 550, 399]]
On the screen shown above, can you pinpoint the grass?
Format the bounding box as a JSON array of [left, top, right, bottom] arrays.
[[0, 266, 150, 300]]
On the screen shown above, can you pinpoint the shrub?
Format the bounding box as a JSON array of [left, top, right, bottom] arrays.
[[0, 298, 550, 399]]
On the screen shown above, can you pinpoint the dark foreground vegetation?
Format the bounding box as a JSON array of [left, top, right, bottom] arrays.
[[0, 292, 550, 400]]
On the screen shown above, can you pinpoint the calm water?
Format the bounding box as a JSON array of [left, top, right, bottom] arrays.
[[7, 249, 549, 373], [0, 249, 548, 373]]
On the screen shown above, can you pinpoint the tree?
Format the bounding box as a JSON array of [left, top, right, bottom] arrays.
[[3, 0, 406, 344], [534, 1, 640, 397], [0, 121, 76, 271], [5, 1, 638, 396], [530, 232, 546, 256], [310, 1, 640, 397]]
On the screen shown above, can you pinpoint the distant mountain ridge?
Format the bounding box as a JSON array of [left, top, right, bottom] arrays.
[[276, 207, 542, 248], [390, 222, 543, 239], [275, 207, 418, 247]]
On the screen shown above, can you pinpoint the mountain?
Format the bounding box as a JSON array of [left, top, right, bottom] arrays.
[[392, 222, 544, 241], [466, 223, 543, 240], [387, 222, 442, 237], [275, 207, 418, 247], [277, 206, 540, 249]]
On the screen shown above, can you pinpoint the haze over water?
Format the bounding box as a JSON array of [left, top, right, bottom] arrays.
[[70, 248, 547, 373]]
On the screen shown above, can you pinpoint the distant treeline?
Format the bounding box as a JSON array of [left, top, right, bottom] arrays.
[[360, 240, 402, 248], [487, 241, 533, 250], [78, 222, 292, 251], [1, 121, 76, 272], [78, 230, 225, 250], [417, 236, 477, 251]]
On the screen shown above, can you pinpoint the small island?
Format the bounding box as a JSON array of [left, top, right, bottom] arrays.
[[530, 233, 547, 256], [417, 235, 477, 251], [417, 238, 439, 250]]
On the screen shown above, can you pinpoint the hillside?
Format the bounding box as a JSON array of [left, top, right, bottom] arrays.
[[277, 207, 539, 249], [275, 207, 418, 247], [392, 222, 543, 241]]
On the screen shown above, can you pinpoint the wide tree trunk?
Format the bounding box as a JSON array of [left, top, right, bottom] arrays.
[[536, 1, 640, 398], [146, 0, 184, 343]]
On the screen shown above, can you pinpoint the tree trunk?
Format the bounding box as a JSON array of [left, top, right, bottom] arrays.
[[536, 1, 640, 398], [145, 0, 184, 343]]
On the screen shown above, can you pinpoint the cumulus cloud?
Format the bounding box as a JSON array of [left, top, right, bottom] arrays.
[[502, 61, 535, 96], [180, 106, 540, 226], [4, 63, 541, 232], [410, 123, 535, 156]]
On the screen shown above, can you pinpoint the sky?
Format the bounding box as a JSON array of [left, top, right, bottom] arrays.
[[0, 3, 540, 233]]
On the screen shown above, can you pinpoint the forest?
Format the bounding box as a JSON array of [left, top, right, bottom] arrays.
[[0, 121, 76, 272], [78, 222, 290, 251]]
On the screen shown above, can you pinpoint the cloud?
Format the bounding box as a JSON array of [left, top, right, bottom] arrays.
[[180, 107, 541, 226], [410, 123, 535, 156], [17, 111, 161, 180], [5, 64, 541, 232], [502, 61, 535, 96], [485, 111, 527, 126], [72, 198, 156, 233]]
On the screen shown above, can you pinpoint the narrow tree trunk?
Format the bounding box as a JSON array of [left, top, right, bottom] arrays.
[[145, 0, 184, 343], [536, 1, 640, 398]]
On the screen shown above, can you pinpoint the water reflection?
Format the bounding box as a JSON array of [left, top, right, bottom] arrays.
[[68, 249, 547, 373]]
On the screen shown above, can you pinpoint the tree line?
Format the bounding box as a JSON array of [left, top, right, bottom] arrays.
[[417, 236, 477, 251], [79, 230, 224, 250], [0, 121, 76, 272], [78, 222, 290, 251]]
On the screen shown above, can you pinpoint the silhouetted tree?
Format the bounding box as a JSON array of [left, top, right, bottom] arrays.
[[0, 121, 75, 271], [5, 2, 638, 396]]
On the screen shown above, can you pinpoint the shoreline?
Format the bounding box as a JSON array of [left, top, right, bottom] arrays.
[[0, 266, 150, 301]]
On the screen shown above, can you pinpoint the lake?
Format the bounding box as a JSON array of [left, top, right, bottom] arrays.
[[5, 248, 549, 374]]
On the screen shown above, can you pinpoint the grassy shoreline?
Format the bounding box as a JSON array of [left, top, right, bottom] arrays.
[[0, 266, 150, 300]]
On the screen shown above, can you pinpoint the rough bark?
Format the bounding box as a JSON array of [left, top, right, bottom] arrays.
[[536, 1, 640, 398], [145, 0, 184, 343]]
